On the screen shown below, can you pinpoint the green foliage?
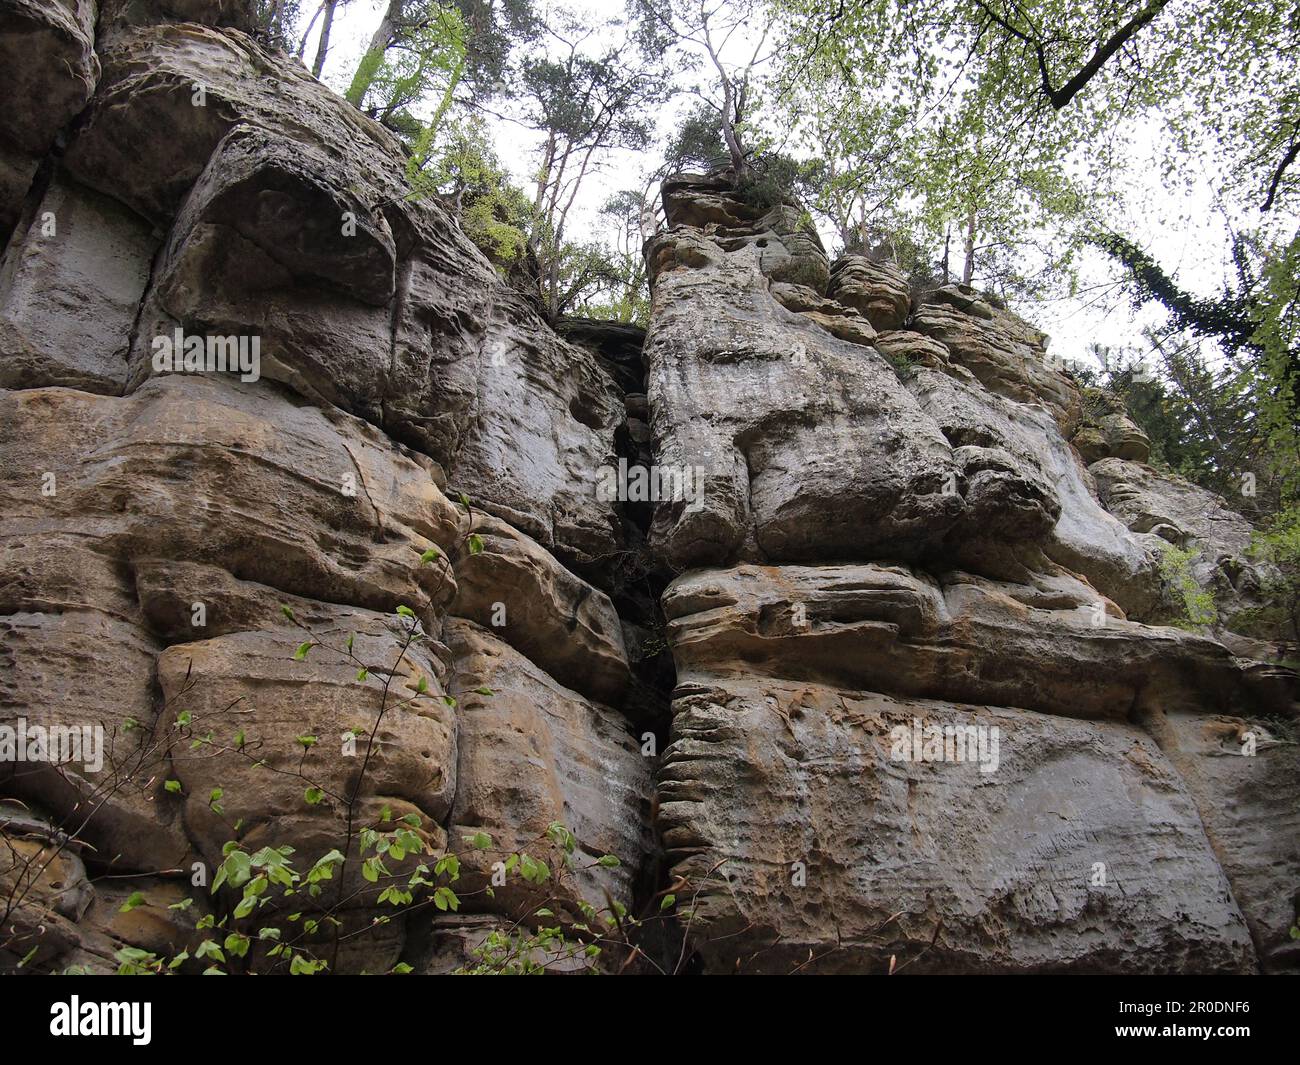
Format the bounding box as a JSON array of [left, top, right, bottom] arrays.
[[1246, 507, 1300, 648], [771, 0, 1100, 289], [347, 1, 469, 155], [450, 0, 542, 90], [514, 14, 670, 319], [663, 103, 733, 174], [884, 350, 917, 381], [1157, 542, 1217, 630], [411, 117, 532, 268]]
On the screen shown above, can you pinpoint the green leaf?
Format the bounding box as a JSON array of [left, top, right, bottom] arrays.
[[356, 668, 369, 681], [597, 854, 621, 868], [415, 675, 428, 694], [293, 641, 314, 661], [119, 891, 147, 913], [304, 786, 325, 806], [195, 939, 225, 963], [474, 686, 494, 696], [419, 547, 441, 565], [290, 954, 323, 975], [660, 893, 676, 910], [395, 605, 416, 619], [467, 533, 485, 555], [281, 605, 295, 621], [164, 779, 182, 794]]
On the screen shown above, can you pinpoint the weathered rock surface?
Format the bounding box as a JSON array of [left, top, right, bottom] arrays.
[[645, 174, 1298, 975], [664, 564, 1277, 723], [0, 172, 158, 394], [0, 3, 651, 963], [450, 514, 631, 706], [0, 0, 99, 239], [659, 680, 1256, 973], [1091, 456, 1284, 635], [444, 620, 653, 920], [644, 220, 963, 570], [827, 255, 910, 329], [1139, 708, 1300, 972], [45, 18, 624, 563], [0, 2, 1295, 977]]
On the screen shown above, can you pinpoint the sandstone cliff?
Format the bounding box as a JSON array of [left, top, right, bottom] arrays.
[[0, 0, 1295, 975]]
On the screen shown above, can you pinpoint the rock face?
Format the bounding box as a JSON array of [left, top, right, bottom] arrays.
[[0, 4, 646, 975], [644, 175, 1298, 973], [0, 2, 1295, 976]]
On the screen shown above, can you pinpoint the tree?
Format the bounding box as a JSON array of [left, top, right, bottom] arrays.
[[411, 116, 533, 271], [560, 189, 657, 324], [964, 0, 1172, 111], [308, 0, 345, 77], [249, 0, 304, 51], [632, 0, 774, 180], [770, 0, 1099, 293], [1095, 228, 1300, 502], [507, 12, 670, 319]]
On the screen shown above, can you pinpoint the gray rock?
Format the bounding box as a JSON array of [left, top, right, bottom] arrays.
[[658, 678, 1256, 973], [0, 172, 157, 393], [1091, 456, 1282, 636], [0, 0, 99, 237], [828, 255, 911, 329], [645, 224, 962, 570]]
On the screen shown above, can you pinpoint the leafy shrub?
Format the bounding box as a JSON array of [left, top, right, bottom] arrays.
[[1157, 542, 1217, 629]]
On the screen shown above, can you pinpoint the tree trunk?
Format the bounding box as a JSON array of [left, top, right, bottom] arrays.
[[298, 1, 326, 59], [344, 0, 405, 105], [311, 0, 338, 78], [961, 204, 977, 286]]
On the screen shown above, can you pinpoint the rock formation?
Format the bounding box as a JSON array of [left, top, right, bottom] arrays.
[[0, 1, 1295, 975]]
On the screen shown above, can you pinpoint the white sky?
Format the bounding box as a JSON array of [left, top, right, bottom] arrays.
[[302, 0, 1278, 369]]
